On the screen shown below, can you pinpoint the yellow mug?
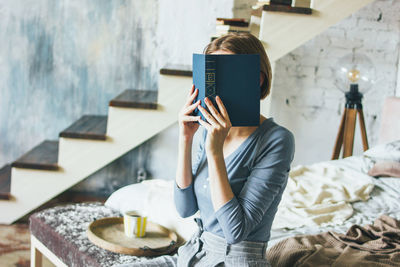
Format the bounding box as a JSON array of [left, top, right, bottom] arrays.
[[123, 210, 147, 238]]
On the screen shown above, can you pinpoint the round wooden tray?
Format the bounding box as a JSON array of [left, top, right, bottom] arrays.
[[87, 217, 178, 256]]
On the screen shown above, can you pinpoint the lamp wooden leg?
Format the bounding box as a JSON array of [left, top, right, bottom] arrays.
[[343, 108, 357, 158], [357, 108, 369, 151], [332, 109, 347, 160]]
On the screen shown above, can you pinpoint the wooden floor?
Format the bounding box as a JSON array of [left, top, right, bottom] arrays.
[[0, 223, 54, 267]]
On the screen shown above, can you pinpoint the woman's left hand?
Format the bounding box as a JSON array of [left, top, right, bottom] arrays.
[[198, 95, 232, 155]]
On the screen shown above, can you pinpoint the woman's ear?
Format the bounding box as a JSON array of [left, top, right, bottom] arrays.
[[260, 72, 265, 87]]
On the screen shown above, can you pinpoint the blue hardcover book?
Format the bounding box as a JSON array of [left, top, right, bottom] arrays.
[[192, 53, 260, 126]]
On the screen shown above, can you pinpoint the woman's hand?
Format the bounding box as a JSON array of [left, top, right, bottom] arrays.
[[198, 95, 232, 155], [178, 84, 201, 142]]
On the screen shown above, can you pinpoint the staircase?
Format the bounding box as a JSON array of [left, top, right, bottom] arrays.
[[254, 0, 375, 62], [0, 0, 374, 224], [0, 66, 192, 224]]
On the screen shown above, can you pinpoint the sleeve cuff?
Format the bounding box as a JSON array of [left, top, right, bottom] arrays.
[[174, 180, 194, 192], [174, 180, 198, 218]]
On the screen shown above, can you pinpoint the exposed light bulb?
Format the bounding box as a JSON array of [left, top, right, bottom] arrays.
[[334, 53, 376, 94], [347, 69, 360, 83]]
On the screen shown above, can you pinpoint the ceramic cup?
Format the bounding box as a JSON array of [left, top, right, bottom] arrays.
[[123, 210, 147, 238]]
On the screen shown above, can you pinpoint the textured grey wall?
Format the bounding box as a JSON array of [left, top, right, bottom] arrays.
[[0, 0, 158, 165], [0, 0, 159, 194]]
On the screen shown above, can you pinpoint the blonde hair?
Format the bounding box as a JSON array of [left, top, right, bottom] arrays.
[[203, 32, 272, 100]]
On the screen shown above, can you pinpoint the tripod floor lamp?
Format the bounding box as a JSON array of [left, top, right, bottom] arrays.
[[332, 52, 376, 160]]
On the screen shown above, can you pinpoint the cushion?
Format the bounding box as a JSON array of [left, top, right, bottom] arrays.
[[368, 161, 400, 178], [363, 140, 400, 162], [105, 179, 198, 241], [378, 97, 400, 144]]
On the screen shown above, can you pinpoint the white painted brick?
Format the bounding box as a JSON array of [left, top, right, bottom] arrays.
[[356, 3, 383, 21], [299, 55, 320, 67], [271, 0, 400, 165], [289, 65, 315, 77], [315, 77, 335, 88], [324, 27, 346, 39], [309, 36, 332, 50], [364, 49, 392, 64], [383, 10, 400, 24], [315, 66, 333, 78], [330, 37, 364, 50], [363, 30, 399, 51], [358, 18, 389, 31], [347, 28, 374, 40], [333, 16, 358, 29]]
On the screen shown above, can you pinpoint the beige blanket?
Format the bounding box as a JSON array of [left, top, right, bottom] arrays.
[[273, 163, 374, 229], [267, 215, 400, 267]]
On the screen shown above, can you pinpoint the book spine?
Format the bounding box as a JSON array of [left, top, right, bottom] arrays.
[[205, 59, 216, 98], [205, 57, 218, 113]]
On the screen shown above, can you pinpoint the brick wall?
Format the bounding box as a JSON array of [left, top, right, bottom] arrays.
[[270, 0, 400, 165]]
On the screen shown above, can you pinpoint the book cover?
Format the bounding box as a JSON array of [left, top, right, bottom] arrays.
[[192, 53, 260, 127]]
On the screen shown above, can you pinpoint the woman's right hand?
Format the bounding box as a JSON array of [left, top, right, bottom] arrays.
[[178, 84, 201, 141]]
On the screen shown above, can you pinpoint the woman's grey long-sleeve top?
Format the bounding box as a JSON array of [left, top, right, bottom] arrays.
[[174, 118, 295, 245]]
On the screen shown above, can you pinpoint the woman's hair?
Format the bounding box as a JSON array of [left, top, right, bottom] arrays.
[[203, 32, 272, 100]]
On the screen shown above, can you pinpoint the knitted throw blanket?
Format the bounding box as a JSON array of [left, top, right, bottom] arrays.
[[267, 215, 400, 267]]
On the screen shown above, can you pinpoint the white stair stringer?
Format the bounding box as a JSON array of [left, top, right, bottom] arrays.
[[259, 0, 375, 62], [0, 74, 192, 224]]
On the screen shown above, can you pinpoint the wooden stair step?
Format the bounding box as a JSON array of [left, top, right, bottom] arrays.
[[0, 165, 11, 200], [263, 4, 312, 14], [11, 140, 59, 171], [109, 90, 158, 109], [60, 115, 108, 140], [160, 65, 192, 77], [258, 0, 374, 62]]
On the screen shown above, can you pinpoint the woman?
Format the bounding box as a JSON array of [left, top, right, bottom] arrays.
[[173, 32, 295, 266]]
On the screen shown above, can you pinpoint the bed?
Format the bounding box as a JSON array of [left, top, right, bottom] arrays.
[[29, 97, 400, 266], [265, 97, 400, 266]]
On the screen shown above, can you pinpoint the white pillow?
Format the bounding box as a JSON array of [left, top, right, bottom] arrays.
[[363, 140, 400, 162], [105, 179, 198, 241], [105, 182, 149, 214]]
